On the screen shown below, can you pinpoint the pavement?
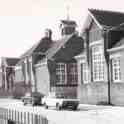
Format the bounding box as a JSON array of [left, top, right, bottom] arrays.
[[0, 98, 124, 124]]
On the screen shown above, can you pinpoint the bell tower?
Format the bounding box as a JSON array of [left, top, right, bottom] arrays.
[[60, 6, 77, 36]]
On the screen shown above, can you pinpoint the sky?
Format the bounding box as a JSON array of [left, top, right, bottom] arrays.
[[0, 0, 124, 60]]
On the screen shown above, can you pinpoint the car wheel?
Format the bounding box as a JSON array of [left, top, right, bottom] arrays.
[[73, 106, 77, 111], [56, 103, 62, 110], [44, 103, 48, 109]]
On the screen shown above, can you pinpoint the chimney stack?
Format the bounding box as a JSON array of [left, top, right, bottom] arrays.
[[44, 29, 52, 39]]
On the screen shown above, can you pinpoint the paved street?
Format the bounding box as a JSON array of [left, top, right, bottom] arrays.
[[1, 98, 124, 124]]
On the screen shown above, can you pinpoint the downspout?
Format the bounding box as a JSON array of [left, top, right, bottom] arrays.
[[104, 29, 111, 105], [85, 28, 92, 82]]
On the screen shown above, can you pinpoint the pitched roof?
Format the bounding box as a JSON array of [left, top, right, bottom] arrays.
[[46, 34, 74, 59], [2, 57, 20, 67], [89, 9, 124, 28], [18, 32, 82, 65], [20, 40, 41, 58], [20, 37, 52, 59], [107, 36, 124, 52], [113, 37, 124, 48]]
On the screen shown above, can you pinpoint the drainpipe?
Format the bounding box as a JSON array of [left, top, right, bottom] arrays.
[[104, 29, 111, 105]]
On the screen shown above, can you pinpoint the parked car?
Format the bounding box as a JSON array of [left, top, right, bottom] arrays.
[[21, 92, 44, 106], [42, 92, 79, 110]]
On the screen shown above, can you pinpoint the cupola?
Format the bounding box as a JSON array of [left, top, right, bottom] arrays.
[[60, 19, 77, 36]]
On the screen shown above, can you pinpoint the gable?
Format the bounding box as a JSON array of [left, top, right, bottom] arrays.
[[89, 20, 100, 31], [82, 13, 102, 33], [88, 20, 103, 43]]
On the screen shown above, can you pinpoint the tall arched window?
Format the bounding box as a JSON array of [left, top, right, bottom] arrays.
[[92, 44, 104, 81], [112, 58, 121, 82]]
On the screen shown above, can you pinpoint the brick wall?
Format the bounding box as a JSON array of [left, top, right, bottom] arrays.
[[110, 83, 124, 106], [78, 82, 108, 104]]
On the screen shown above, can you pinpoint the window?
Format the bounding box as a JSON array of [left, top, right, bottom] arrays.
[[68, 63, 78, 84], [81, 62, 88, 84], [56, 63, 66, 84], [92, 45, 104, 81], [112, 58, 121, 82]]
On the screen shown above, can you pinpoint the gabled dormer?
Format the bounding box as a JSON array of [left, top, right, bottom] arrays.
[[60, 19, 77, 36]]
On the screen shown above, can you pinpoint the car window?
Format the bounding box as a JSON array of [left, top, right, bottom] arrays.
[[48, 95, 56, 98]]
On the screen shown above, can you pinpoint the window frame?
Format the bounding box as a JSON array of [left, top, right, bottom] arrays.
[[56, 63, 67, 84], [112, 57, 121, 82], [92, 44, 104, 82]]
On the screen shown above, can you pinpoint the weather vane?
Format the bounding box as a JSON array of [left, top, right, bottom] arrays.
[[66, 5, 70, 20]]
